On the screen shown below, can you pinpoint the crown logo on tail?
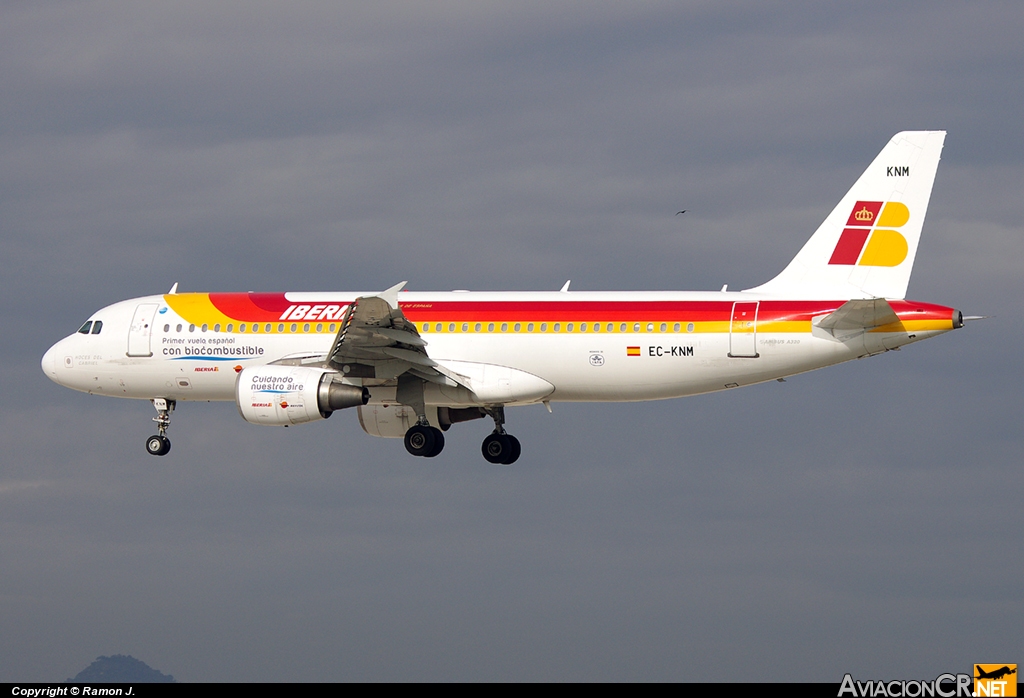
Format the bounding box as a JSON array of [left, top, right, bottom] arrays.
[[830, 201, 910, 266]]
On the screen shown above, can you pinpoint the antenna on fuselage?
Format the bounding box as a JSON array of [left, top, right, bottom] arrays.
[[559, 280, 571, 292], [168, 282, 179, 294]]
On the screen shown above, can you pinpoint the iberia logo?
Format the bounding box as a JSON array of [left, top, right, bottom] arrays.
[[975, 664, 1017, 697], [828, 200, 910, 267]]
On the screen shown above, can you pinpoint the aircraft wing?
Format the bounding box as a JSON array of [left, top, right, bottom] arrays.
[[326, 282, 464, 387]]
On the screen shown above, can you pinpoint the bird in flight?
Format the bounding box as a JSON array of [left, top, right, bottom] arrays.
[[675, 210, 687, 215]]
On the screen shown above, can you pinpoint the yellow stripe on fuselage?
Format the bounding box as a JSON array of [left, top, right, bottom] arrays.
[[163, 294, 234, 328], [869, 319, 954, 333]]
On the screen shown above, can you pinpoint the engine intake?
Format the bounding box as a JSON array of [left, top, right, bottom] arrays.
[[236, 366, 368, 426]]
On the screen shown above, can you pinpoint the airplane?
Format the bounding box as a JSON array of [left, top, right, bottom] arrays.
[[41, 131, 966, 464], [975, 666, 1017, 681]]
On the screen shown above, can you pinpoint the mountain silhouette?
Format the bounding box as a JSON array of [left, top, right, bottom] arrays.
[[66, 655, 175, 683]]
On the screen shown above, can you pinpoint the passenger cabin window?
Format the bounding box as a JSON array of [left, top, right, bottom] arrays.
[[78, 321, 92, 334], [176, 324, 182, 332], [163, 324, 170, 333], [91, 321, 102, 334]]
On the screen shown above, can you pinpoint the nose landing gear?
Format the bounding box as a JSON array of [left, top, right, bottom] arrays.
[[145, 398, 175, 456]]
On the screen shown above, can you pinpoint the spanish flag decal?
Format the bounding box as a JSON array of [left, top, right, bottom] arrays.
[[627, 346, 641, 357]]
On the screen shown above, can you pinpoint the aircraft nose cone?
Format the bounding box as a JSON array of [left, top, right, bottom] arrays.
[[41, 344, 59, 383]]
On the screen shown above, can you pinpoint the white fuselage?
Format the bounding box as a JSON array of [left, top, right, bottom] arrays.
[[41, 290, 957, 408]]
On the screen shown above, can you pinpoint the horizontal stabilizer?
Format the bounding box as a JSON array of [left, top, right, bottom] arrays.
[[817, 298, 899, 332]]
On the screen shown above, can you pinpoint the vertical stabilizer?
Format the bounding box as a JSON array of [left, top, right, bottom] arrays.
[[746, 131, 945, 299]]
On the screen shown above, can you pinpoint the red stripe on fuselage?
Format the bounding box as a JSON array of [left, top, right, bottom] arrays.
[[196, 294, 955, 325], [209, 293, 295, 321]]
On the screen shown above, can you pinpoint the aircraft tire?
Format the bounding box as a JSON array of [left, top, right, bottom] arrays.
[[404, 425, 437, 457], [503, 435, 521, 465], [424, 428, 445, 457], [146, 435, 170, 457], [482, 433, 512, 464]]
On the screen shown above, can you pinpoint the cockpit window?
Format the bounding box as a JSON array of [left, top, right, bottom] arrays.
[[78, 321, 93, 334], [91, 321, 103, 335]]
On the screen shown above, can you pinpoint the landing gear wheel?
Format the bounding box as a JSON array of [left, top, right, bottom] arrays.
[[424, 428, 445, 458], [146, 435, 170, 456], [482, 433, 512, 464], [404, 424, 438, 457], [504, 434, 521, 465]]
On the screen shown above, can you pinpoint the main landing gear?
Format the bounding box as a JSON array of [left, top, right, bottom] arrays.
[[145, 397, 175, 456], [404, 423, 445, 458], [401, 405, 521, 464], [481, 406, 520, 465]]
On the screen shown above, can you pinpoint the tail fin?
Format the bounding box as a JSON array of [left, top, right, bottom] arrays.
[[747, 131, 946, 299]]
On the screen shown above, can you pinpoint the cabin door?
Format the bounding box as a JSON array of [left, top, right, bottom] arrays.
[[728, 301, 759, 358], [127, 303, 159, 357]]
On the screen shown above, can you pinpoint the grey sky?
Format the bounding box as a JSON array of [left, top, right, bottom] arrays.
[[2, 1, 1021, 681]]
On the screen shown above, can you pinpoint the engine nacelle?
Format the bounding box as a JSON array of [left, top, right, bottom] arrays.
[[236, 366, 368, 426], [357, 404, 417, 438]]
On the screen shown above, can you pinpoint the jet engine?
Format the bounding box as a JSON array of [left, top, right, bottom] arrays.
[[236, 366, 368, 426]]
